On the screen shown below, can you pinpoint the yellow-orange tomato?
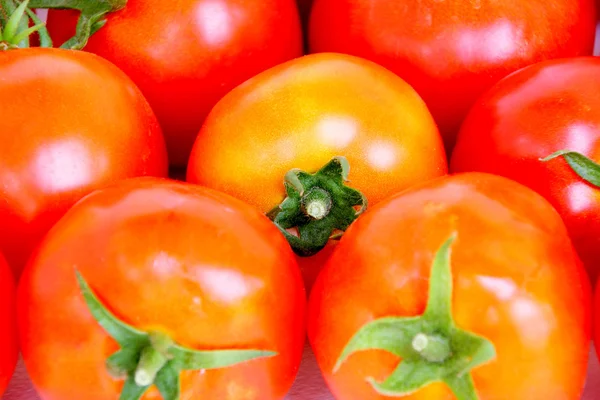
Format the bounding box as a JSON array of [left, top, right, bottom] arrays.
[[187, 53, 447, 289]]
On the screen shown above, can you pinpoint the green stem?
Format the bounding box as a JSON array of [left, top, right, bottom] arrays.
[[0, 0, 49, 48], [268, 156, 367, 257], [334, 234, 496, 398], [135, 346, 169, 387], [75, 270, 277, 400], [411, 333, 452, 363], [27, 0, 127, 49]]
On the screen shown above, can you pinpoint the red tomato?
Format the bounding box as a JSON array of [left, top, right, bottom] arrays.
[[309, 0, 597, 152], [46, 0, 304, 166], [0, 252, 17, 396], [308, 172, 591, 400], [18, 177, 306, 400], [0, 48, 167, 279], [186, 53, 448, 291], [451, 57, 600, 284], [595, 281, 600, 361]]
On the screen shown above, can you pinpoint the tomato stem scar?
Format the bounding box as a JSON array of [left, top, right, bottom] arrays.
[[268, 156, 368, 257]]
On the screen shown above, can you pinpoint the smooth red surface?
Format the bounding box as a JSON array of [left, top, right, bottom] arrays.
[[186, 52, 448, 290], [309, 0, 597, 153], [451, 57, 600, 285], [0, 48, 168, 279], [309, 172, 592, 399], [46, 0, 304, 166], [0, 253, 17, 397], [17, 177, 306, 400]]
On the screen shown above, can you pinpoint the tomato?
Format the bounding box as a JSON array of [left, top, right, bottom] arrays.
[[0, 48, 167, 279], [0, 252, 17, 396], [17, 177, 306, 400], [308, 172, 591, 400], [451, 57, 600, 285], [186, 52, 447, 291], [308, 0, 597, 153], [45, 0, 304, 166], [595, 281, 600, 362]]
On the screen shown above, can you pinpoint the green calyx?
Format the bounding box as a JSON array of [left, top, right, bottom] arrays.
[[26, 0, 127, 49], [267, 156, 368, 257], [541, 150, 600, 187], [76, 271, 276, 400], [0, 0, 51, 49], [334, 234, 497, 399]]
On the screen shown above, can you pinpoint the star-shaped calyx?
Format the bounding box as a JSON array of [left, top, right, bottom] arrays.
[[268, 156, 367, 257], [76, 271, 276, 400], [334, 234, 497, 399]]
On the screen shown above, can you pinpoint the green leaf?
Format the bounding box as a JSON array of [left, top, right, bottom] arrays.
[[368, 359, 444, 396], [2, 0, 29, 43], [170, 345, 277, 371], [334, 316, 423, 372], [444, 374, 480, 400], [75, 270, 148, 346], [540, 150, 600, 187], [449, 330, 496, 377], [24, 7, 52, 47], [155, 362, 181, 400], [118, 376, 149, 400], [423, 233, 458, 330]]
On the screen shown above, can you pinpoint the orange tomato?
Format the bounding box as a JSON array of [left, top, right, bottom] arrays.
[[18, 178, 306, 400], [309, 172, 591, 399], [187, 53, 447, 290]]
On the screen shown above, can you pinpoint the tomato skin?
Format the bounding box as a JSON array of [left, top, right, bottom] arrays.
[[46, 0, 304, 166], [17, 177, 306, 400], [308, 0, 596, 152], [0, 48, 167, 279], [451, 57, 600, 284], [186, 52, 447, 289], [0, 252, 17, 396], [308, 172, 591, 400], [595, 282, 600, 362]]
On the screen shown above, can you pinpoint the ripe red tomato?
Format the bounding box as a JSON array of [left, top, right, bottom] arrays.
[[0, 252, 17, 396], [186, 52, 447, 290], [451, 57, 600, 284], [46, 0, 304, 166], [308, 172, 591, 400], [308, 0, 597, 152], [595, 281, 600, 361], [0, 48, 167, 279], [18, 177, 306, 400]]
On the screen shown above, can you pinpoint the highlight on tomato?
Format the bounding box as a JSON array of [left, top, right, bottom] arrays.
[[42, 0, 304, 166], [0, 3, 168, 279], [308, 172, 591, 400], [451, 57, 600, 285], [0, 251, 18, 397], [186, 52, 448, 291], [17, 177, 306, 400], [308, 0, 597, 153]]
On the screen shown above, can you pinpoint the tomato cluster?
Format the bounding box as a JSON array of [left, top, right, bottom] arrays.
[[0, 0, 600, 399]]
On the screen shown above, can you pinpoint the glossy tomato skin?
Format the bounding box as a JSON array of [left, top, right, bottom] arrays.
[[18, 177, 306, 400], [595, 281, 600, 362], [0, 252, 18, 396], [308, 172, 591, 400], [46, 0, 304, 166], [0, 48, 167, 279], [309, 0, 596, 152], [186, 52, 447, 290], [451, 57, 600, 284]]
